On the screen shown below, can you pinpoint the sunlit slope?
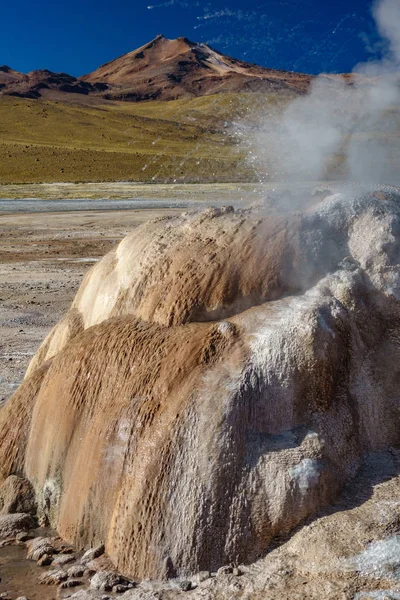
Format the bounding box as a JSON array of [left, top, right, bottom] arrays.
[[0, 94, 273, 184]]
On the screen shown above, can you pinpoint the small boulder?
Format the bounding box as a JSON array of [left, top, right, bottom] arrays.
[[59, 579, 82, 589], [52, 553, 76, 566], [217, 565, 233, 576], [112, 584, 131, 593], [90, 570, 132, 591], [193, 571, 211, 583], [39, 569, 68, 585], [179, 581, 192, 591], [37, 553, 52, 566], [81, 544, 105, 564], [0, 476, 36, 516], [26, 537, 56, 561], [0, 513, 35, 539], [16, 531, 34, 542], [90, 571, 122, 591], [67, 565, 86, 578]]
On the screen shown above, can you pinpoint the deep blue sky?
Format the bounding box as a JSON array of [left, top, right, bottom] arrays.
[[1, 0, 383, 76]]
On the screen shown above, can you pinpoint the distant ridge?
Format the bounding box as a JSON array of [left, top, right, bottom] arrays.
[[1, 35, 312, 101], [81, 34, 312, 101]]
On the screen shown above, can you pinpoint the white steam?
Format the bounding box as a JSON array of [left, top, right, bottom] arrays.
[[244, 0, 400, 184]]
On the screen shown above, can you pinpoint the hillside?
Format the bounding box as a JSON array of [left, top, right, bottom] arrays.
[[0, 93, 278, 184]]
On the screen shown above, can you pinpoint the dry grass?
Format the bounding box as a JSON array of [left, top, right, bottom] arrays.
[[0, 94, 277, 184]]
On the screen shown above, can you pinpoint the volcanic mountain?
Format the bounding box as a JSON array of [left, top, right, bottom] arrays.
[[80, 34, 312, 101], [0, 36, 312, 102]]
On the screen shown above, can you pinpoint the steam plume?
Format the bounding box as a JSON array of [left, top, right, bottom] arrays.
[[244, 0, 400, 184]]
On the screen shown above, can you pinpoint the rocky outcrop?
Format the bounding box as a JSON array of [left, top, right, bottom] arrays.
[[0, 513, 35, 539], [0, 475, 36, 515], [0, 185, 400, 581]]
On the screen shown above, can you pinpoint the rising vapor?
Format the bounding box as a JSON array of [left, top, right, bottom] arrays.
[[243, 0, 400, 185]]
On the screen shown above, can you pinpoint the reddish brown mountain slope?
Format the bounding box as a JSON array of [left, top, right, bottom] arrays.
[[0, 35, 312, 102], [0, 67, 104, 99], [81, 34, 312, 100]]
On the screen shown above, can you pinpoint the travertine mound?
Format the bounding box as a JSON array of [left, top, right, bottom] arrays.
[[1, 186, 400, 581]]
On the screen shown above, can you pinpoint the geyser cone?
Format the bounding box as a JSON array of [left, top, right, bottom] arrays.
[[1, 188, 400, 579]]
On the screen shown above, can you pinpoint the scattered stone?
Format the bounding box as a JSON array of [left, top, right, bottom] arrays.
[[67, 565, 86, 578], [232, 566, 243, 576], [112, 584, 131, 593], [0, 538, 15, 548], [217, 565, 233, 576], [16, 531, 34, 542], [193, 571, 211, 583], [0, 475, 36, 515], [179, 580, 192, 591], [90, 571, 123, 591], [84, 568, 96, 578], [52, 553, 76, 566], [37, 553, 53, 566], [39, 569, 68, 585], [26, 536, 56, 561], [0, 593, 11, 600], [16, 597, 29, 600], [81, 544, 105, 564], [0, 513, 35, 539], [59, 579, 82, 589]]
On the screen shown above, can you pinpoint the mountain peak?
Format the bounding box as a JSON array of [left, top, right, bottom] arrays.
[[80, 35, 312, 101]]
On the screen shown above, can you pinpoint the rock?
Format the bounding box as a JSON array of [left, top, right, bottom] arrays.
[[81, 543, 105, 564], [0, 538, 15, 547], [15, 597, 29, 600], [232, 567, 243, 576], [84, 568, 96, 578], [52, 553, 76, 566], [39, 569, 68, 585], [193, 571, 211, 583], [179, 581, 192, 591], [112, 584, 132, 593], [3, 187, 400, 581], [90, 571, 123, 591], [0, 513, 35, 539], [26, 536, 56, 560], [16, 531, 34, 542], [59, 579, 82, 588], [67, 565, 86, 578], [217, 566, 233, 576], [37, 553, 53, 566], [59, 544, 75, 554], [0, 594, 11, 600], [0, 475, 36, 515], [85, 555, 115, 572]]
